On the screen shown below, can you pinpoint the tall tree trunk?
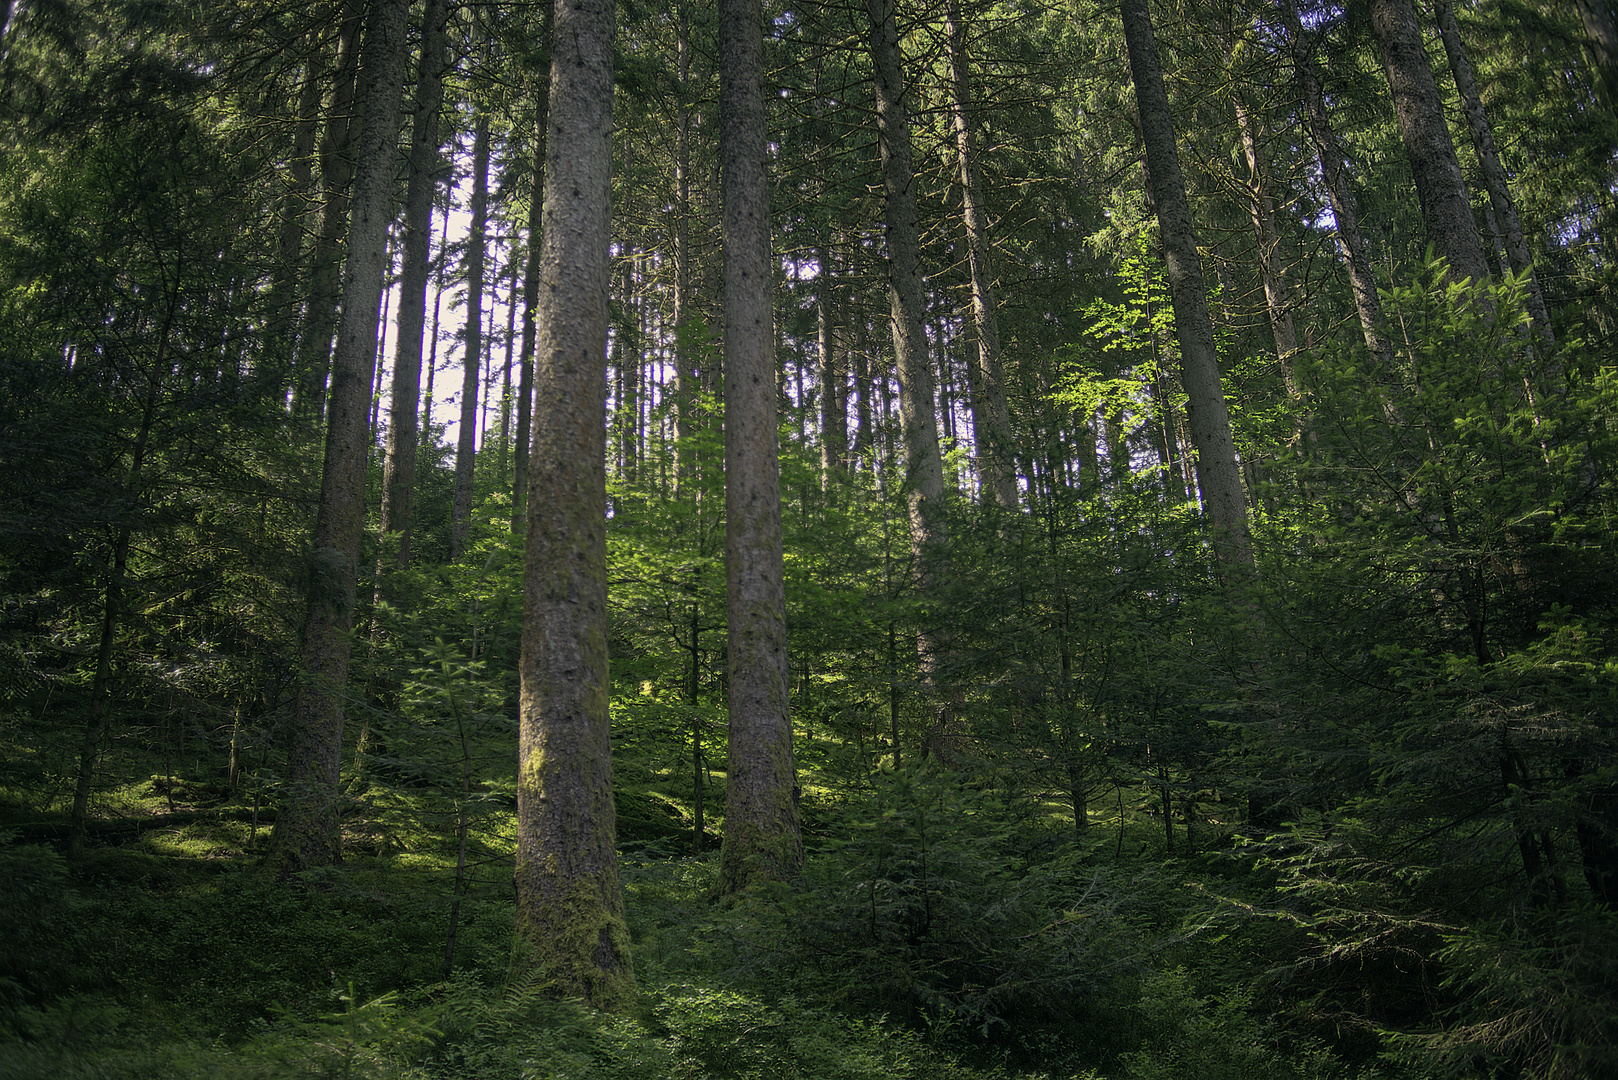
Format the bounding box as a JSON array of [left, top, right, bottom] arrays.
[[718, 0, 803, 896], [1434, 0, 1555, 346], [1577, 0, 1618, 105], [866, 0, 947, 557], [69, 367, 161, 859], [269, 0, 410, 877], [672, 6, 699, 497], [1119, 0, 1254, 583], [867, 0, 956, 760], [513, 102, 547, 532], [513, 0, 633, 1011], [264, 61, 324, 392], [452, 109, 491, 559], [498, 246, 519, 480], [852, 312, 872, 468], [1280, 0, 1394, 370], [817, 244, 847, 482], [1368, 0, 1491, 290], [379, 0, 450, 572], [294, 0, 364, 421], [944, 0, 1017, 511], [1232, 95, 1299, 395], [617, 249, 639, 486]]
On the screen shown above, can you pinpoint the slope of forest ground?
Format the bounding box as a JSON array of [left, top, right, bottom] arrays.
[[3, 704, 1379, 1080]]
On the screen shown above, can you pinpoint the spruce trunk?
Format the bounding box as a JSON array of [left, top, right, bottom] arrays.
[[378, 0, 450, 572], [718, 0, 803, 895], [1369, 0, 1491, 290], [452, 111, 491, 559], [944, 0, 1017, 511], [1434, 0, 1555, 346], [1119, 0, 1254, 583], [513, 0, 632, 1010], [270, 0, 410, 876]]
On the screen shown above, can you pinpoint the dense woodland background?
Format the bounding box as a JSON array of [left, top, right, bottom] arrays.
[[2, 0, 1617, 1076]]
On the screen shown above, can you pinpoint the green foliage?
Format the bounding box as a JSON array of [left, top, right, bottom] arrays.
[[0, 5, 1612, 1079], [1380, 904, 1618, 1080], [0, 836, 73, 1026], [761, 769, 1142, 1053], [265, 982, 439, 1080], [1112, 969, 1346, 1080], [652, 983, 973, 1080]]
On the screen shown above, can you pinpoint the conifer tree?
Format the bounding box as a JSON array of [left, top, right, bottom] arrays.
[[270, 0, 410, 876], [379, 0, 451, 572], [944, 0, 1018, 511], [1119, 0, 1253, 582], [513, 0, 633, 1009], [1368, 0, 1491, 289], [718, 0, 803, 895], [453, 106, 491, 559], [1434, 0, 1554, 345]]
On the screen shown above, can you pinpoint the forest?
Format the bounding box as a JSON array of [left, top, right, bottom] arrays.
[[1, 0, 1616, 1076]]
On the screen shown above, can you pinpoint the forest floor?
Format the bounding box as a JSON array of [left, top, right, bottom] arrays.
[[0, 711, 1388, 1080]]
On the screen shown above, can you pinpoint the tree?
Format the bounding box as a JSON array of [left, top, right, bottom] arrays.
[[1577, 0, 1618, 105], [513, 0, 633, 1009], [1368, 0, 1491, 290], [865, 0, 957, 759], [944, 0, 1018, 511], [1118, 0, 1254, 582], [269, 0, 411, 876], [717, 0, 803, 895], [292, 0, 364, 420], [452, 105, 492, 560], [513, 98, 547, 532], [1279, 0, 1394, 370], [378, 0, 451, 573], [1434, 0, 1554, 346], [865, 0, 948, 562]]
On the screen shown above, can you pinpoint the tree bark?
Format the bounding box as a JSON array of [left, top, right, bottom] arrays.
[[1368, 0, 1491, 290], [867, 0, 959, 761], [1577, 0, 1618, 105], [1280, 0, 1394, 370], [944, 0, 1017, 511], [671, 6, 700, 498], [379, 0, 450, 572], [1434, 0, 1555, 346], [867, 0, 947, 557], [718, 0, 803, 896], [293, 0, 364, 421], [1120, 0, 1254, 582], [817, 245, 847, 481], [852, 312, 872, 467], [513, 0, 633, 1011], [264, 60, 324, 392], [69, 373, 159, 859], [269, 0, 409, 877], [1232, 94, 1299, 396], [452, 109, 491, 559], [616, 246, 639, 486], [513, 104, 548, 532]]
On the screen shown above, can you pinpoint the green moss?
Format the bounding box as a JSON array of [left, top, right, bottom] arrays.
[[513, 855, 636, 1012], [718, 811, 803, 897]]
